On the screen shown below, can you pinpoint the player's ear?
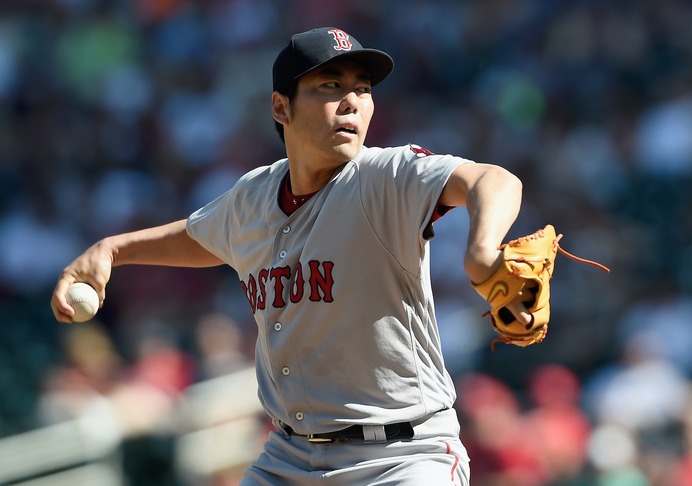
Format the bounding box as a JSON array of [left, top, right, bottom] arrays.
[[272, 92, 290, 126]]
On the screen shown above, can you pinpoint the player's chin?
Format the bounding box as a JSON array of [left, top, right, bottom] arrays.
[[330, 140, 363, 161]]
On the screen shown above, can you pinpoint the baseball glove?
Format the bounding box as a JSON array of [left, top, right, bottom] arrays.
[[471, 224, 610, 349]]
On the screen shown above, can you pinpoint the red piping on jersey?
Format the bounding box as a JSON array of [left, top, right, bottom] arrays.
[[439, 439, 461, 484]]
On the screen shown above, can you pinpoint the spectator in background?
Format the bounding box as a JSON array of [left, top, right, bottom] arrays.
[[193, 312, 253, 381], [36, 322, 123, 426], [523, 364, 592, 485], [455, 372, 548, 486]]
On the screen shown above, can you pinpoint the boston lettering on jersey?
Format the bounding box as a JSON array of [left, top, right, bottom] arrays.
[[240, 260, 335, 313]]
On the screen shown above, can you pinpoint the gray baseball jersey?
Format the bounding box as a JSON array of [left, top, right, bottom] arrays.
[[187, 144, 471, 435]]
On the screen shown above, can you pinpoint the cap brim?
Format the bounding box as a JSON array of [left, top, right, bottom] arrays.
[[296, 49, 394, 87]]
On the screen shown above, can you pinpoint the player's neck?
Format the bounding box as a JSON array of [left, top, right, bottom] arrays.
[[286, 159, 344, 196], [284, 137, 356, 195]]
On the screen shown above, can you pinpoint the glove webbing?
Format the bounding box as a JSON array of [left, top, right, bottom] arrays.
[[489, 231, 610, 351]]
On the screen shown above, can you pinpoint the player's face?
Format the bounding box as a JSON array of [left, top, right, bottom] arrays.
[[287, 61, 374, 165]]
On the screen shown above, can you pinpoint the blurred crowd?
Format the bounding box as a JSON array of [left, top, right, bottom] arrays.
[[0, 0, 691, 485]]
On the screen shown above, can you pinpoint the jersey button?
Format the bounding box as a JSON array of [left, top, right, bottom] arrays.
[[281, 366, 291, 376], [295, 412, 304, 421], [282, 226, 291, 234], [274, 322, 282, 331], [279, 250, 287, 258]]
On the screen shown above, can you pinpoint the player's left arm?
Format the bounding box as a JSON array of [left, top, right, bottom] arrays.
[[439, 162, 530, 323]]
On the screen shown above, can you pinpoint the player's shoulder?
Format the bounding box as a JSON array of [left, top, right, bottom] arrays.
[[356, 144, 437, 166], [235, 159, 288, 187]]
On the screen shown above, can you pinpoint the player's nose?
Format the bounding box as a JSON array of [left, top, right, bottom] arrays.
[[338, 91, 359, 114]]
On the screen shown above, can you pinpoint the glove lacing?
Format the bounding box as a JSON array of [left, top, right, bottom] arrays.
[[488, 230, 610, 351]]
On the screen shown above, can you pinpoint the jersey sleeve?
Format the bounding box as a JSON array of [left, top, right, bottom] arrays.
[[186, 187, 237, 268], [357, 144, 473, 271]]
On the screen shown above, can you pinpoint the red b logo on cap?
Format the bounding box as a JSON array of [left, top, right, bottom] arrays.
[[328, 29, 352, 51]]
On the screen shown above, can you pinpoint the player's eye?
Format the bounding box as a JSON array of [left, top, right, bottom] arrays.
[[356, 85, 372, 95]]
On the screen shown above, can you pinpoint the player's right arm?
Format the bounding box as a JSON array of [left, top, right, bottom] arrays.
[[51, 219, 224, 323]]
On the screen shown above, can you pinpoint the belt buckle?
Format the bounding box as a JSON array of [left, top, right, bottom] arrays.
[[307, 435, 334, 443]]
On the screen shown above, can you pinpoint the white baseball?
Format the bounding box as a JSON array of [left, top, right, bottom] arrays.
[[66, 282, 100, 322]]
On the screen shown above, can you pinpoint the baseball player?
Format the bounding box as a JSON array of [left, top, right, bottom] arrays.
[[51, 27, 532, 485]]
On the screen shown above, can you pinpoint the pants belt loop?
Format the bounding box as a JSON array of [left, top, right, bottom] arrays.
[[362, 425, 387, 444]]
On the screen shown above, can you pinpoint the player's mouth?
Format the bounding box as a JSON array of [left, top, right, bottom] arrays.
[[335, 124, 358, 136]]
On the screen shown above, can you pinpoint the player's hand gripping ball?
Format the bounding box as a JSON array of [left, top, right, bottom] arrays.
[[66, 282, 100, 322], [471, 225, 610, 349]]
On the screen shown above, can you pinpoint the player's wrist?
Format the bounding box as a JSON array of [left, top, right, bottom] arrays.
[[464, 247, 502, 284], [98, 234, 129, 268]]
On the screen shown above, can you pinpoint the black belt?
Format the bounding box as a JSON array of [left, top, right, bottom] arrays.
[[285, 422, 414, 443]]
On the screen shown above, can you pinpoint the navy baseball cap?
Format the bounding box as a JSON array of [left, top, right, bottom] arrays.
[[272, 27, 394, 94]]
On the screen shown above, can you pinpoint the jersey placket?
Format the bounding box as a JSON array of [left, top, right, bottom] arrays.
[[267, 216, 312, 430]]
